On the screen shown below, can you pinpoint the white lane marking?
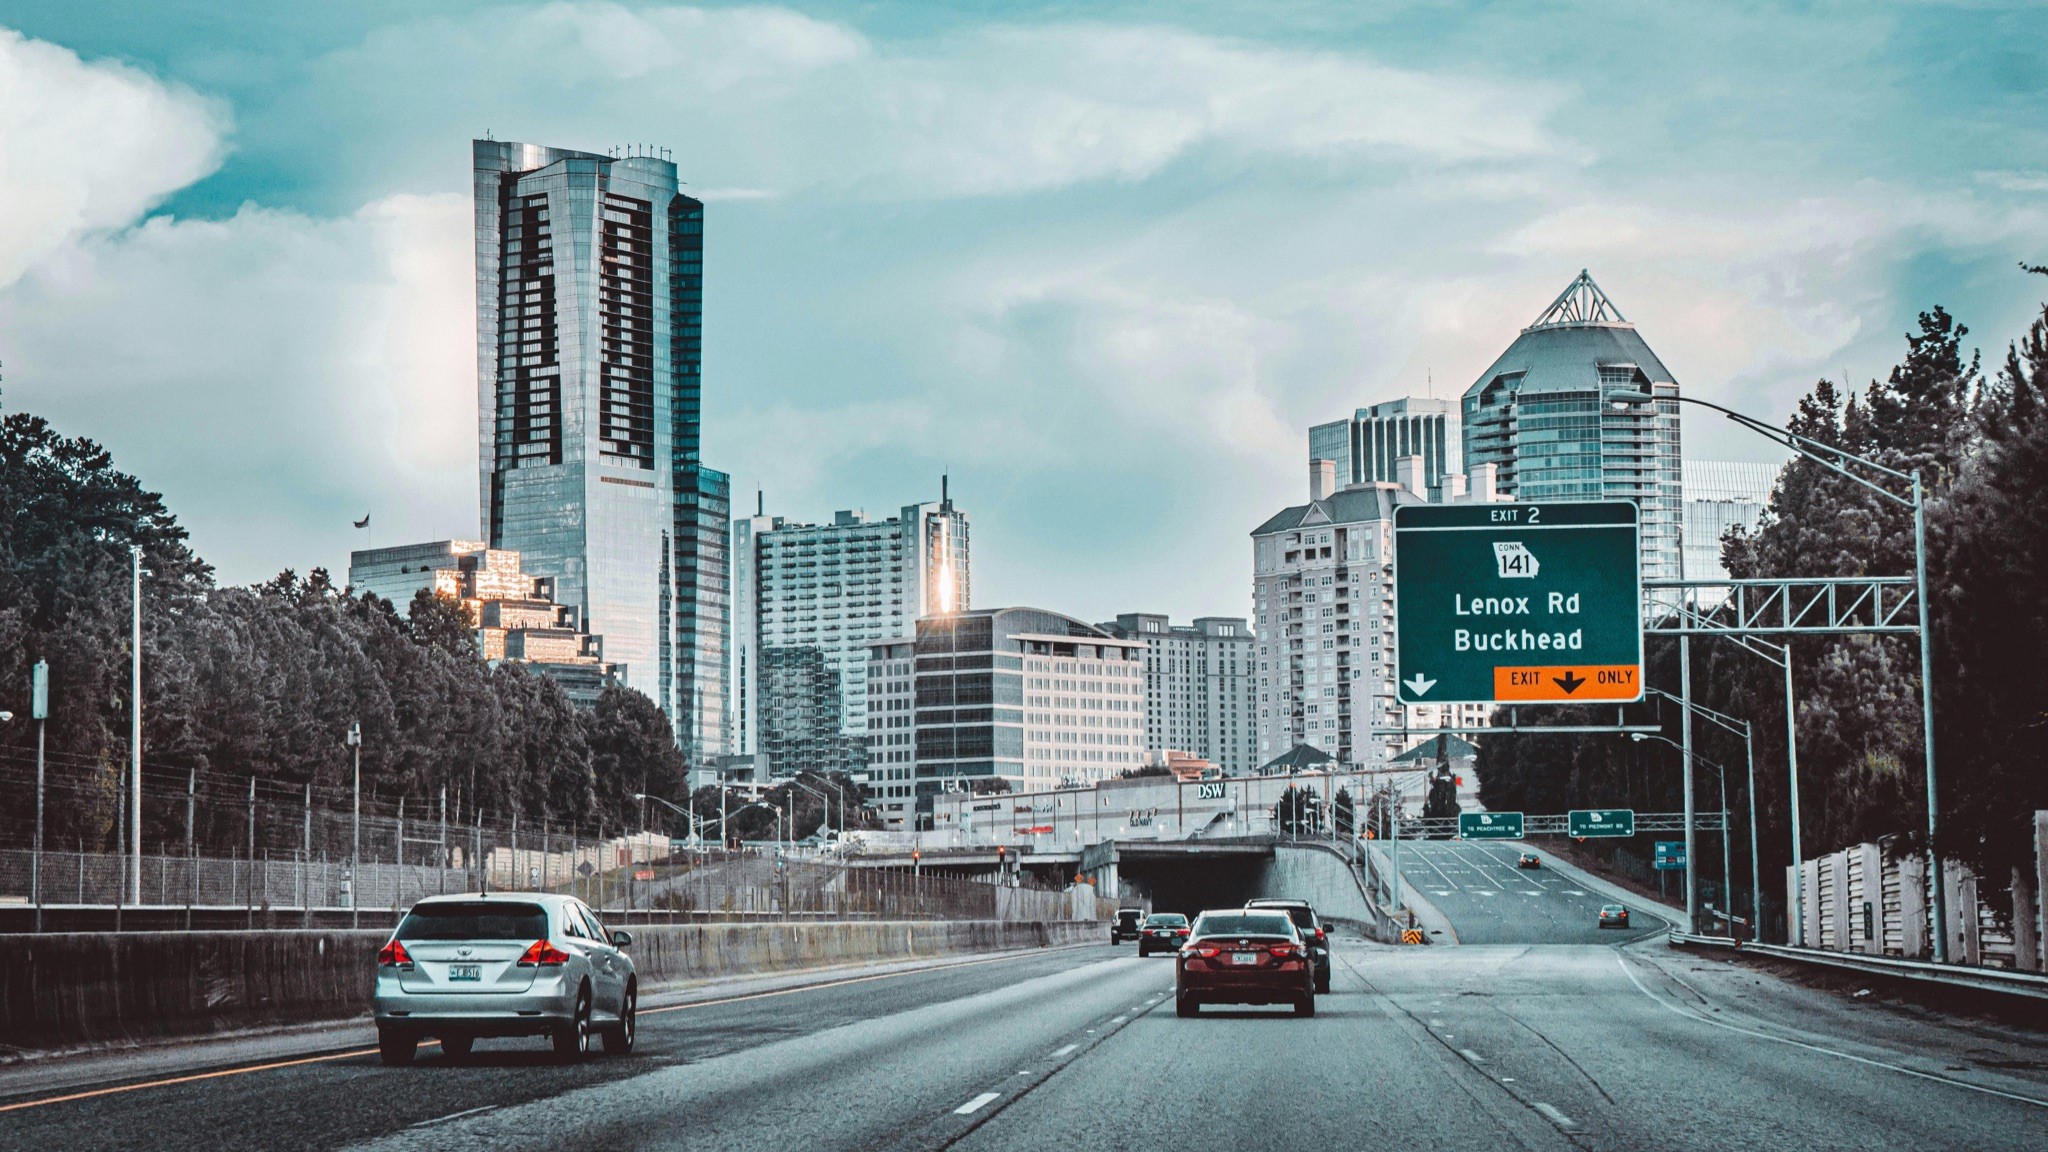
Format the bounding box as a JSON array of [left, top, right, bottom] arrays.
[[1410, 849, 1465, 891], [1565, 889, 1587, 896], [1614, 952, 2048, 1109], [954, 1092, 1001, 1115], [1522, 890, 1543, 895], [1109, 1016, 1128, 1025], [1459, 1048, 1486, 1063], [410, 1105, 498, 1129], [1016, 1070, 1032, 1076], [1500, 1077, 1516, 1083], [1533, 1102, 1576, 1128], [1050, 1043, 1079, 1057]]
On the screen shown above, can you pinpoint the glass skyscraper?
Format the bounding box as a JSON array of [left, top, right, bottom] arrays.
[[1309, 397, 1462, 498], [474, 139, 729, 755], [1461, 271, 1684, 580]]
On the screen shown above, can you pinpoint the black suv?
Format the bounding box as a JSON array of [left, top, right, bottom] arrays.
[[1110, 907, 1146, 944], [1245, 899, 1331, 993]]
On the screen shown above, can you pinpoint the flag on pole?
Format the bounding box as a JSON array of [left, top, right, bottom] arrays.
[[353, 513, 370, 529]]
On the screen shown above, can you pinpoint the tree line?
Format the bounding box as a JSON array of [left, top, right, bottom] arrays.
[[0, 398, 690, 854], [1477, 269, 2048, 910]]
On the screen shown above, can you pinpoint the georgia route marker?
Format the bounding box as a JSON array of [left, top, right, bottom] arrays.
[[1393, 501, 1644, 706]]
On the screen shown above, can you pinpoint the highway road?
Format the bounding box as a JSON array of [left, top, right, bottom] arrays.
[[7, 930, 2047, 1151], [1392, 839, 1669, 944]]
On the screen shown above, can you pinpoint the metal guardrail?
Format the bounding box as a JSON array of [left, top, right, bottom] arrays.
[[1670, 933, 2048, 1002]]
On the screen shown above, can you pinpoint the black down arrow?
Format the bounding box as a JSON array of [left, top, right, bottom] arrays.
[[1552, 670, 1586, 694]]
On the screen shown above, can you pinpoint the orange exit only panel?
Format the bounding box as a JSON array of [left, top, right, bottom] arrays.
[[1493, 664, 1641, 702]]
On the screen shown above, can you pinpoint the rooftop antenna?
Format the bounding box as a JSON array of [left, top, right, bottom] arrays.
[[757, 489, 764, 517], [941, 474, 950, 509]]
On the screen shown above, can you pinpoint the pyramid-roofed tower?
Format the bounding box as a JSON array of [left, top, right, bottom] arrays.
[[1459, 271, 1684, 580]]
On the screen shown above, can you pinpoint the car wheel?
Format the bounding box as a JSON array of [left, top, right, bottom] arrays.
[[439, 1033, 474, 1062], [1176, 993, 1200, 1018], [378, 1027, 416, 1067], [1295, 994, 1316, 1018], [554, 985, 592, 1063], [1315, 973, 1331, 995], [602, 982, 637, 1055]]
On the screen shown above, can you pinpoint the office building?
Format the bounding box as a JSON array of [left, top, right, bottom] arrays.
[[730, 488, 969, 771], [1683, 460, 1775, 580], [349, 541, 619, 706], [472, 139, 728, 754], [756, 647, 861, 776], [867, 608, 1144, 827], [1097, 614, 1257, 775], [1309, 397, 1462, 498], [1251, 461, 1499, 767], [1461, 270, 1684, 580]]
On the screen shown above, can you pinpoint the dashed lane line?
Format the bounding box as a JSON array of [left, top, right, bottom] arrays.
[[1533, 1102, 1576, 1129], [953, 1092, 1001, 1115]]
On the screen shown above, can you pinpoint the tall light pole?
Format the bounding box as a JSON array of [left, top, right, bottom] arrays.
[[347, 720, 362, 928], [31, 659, 49, 932], [1615, 390, 1947, 960], [1647, 689, 1760, 937], [129, 545, 143, 908]]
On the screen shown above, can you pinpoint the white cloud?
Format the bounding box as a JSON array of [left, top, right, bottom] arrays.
[[303, 4, 1561, 202], [0, 27, 227, 287], [1, 194, 478, 584]]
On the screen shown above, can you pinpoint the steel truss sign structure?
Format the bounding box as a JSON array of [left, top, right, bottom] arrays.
[[1384, 811, 1724, 839], [1642, 576, 1917, 635]]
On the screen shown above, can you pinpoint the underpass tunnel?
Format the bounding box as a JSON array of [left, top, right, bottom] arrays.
[[1115, 853, 1276, 918]]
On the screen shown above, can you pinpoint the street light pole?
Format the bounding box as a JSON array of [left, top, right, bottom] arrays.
[[1618, 389, 1947, 961], [347, 720, 362, 928], [1648, 688, 1760, 935], [130, 545, 142, 909]]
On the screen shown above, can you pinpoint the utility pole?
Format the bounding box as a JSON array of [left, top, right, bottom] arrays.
[[1680, 632, 1696, 934], [130, 545, 143, 909], [32, 659, 49, 933], [1784, 652, 1803, 944], [1913, 472, 1948, 963], [347, 720, 362, 928]]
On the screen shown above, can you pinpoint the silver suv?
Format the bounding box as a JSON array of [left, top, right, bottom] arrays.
[[372, 892, 637, 1065]]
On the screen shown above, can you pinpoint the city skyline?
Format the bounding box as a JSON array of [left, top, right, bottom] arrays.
[[1, 4, 2044, 630]]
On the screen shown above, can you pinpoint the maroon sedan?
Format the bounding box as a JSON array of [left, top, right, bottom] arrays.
[[1175, 910, 1315, 1017]]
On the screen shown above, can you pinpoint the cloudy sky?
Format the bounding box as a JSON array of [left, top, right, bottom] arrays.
[[1, 2, 2043, 622]]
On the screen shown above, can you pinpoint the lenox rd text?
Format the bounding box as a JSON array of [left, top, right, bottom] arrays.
[[1454, 592, 1582, 615]]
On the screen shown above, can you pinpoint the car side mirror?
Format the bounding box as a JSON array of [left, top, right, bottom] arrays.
[[611, 930, 633, 948]]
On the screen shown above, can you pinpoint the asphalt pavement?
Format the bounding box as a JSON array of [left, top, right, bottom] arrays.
[[7, 929, 2047, 1150], [1390, 838, 1668, 944]]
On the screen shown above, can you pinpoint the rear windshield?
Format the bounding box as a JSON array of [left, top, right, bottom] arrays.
[[1117, 910, 1144, 923], [1248, 903, 1316, 929], [1145, 914, 1188, 927], [397, 902, 548, 941], [1192, 912, 1296, 938]]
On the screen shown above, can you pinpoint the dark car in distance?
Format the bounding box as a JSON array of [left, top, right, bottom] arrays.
[[1518, 852, 1542, 869], [1176, 910, 1315, 1017], [1138, 913, 1191, 956], [1111, 908, 1146, 944], [1244, 898, 1331, 993], [1598, 904, 1631, 929]]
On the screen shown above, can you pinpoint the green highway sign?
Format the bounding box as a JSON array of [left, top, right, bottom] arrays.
[[1569, 809, 1636, 838], [1394, 501, 1644, 706], [1459, 811, 1524, 840]]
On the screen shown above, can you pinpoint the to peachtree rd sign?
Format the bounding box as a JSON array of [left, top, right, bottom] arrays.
[[1394, 501, 1644, 705], [1459, 811, 1524, 839], [1569, 809, 1636, 838]]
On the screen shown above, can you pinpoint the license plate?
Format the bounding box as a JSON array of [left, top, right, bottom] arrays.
[[448, 964, 481, 981], [1230, 952, 1258, 966]]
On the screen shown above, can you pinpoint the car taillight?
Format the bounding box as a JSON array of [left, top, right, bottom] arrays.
[[1176, 928, 1189, 935], [1269, 944, 1298, 957], [1193, 946, 1221, 958], [1314, 927, 1326, 940], [518, 939, 571, 966], [377, 939, 413, 967]]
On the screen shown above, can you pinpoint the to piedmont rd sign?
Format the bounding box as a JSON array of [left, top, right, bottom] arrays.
[[1394, 501, 1644, 705], [1568, 809, 1636, 838]]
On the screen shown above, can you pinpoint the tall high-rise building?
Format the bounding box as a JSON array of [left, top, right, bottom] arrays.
[[472, 139, 729, 756], [1683, 460, 1774, 581], [1309, 397, 1462, 498], [1251, 462, 1500, 768], [1097, 614, 1257, 775], [730, 489, 969, 770], [1461, 271, 1684, 580]]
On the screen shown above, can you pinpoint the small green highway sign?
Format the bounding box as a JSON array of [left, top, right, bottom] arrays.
[[1654, 841, 1687, 871], [1393, 501, 1644, 706], [1459, 811, 1524, 840], [1569, 809, 1636, 838]]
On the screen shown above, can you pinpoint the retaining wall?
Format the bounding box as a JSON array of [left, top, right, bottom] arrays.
[[0, 920, 1099, 1054]]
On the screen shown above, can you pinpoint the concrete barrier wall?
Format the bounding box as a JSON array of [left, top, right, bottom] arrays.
[[1267, 844, 1400, 943], [0, 920, 1100, 1054]]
